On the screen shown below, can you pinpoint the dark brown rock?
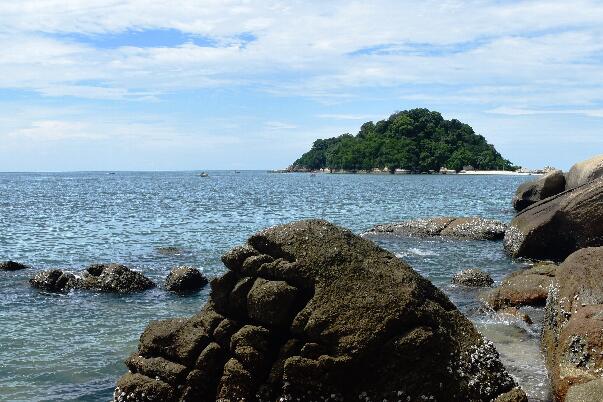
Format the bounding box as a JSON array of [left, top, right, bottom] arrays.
[[29, 269, 79, 293], [368, 216, 507, 240], [164, 266, 207, 294], [504, 178, 603, 261], [542, 247, 603, 401], [566, 154, 603, 189], [452, 268, 494, 287], [0, 260, 28, 271], [512, 170, 566, 211], [114, 219, 523, 402], [484, 263, 557, 309], [81, 263, 155, 293]]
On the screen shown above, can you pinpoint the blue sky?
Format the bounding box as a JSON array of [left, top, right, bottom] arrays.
[[0, 0, 602, 171]]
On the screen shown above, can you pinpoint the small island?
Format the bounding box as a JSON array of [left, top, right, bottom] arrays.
[[290, 108, 517, 174]]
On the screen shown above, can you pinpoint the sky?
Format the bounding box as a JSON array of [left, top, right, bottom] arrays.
[[0, 0, 602, 171]]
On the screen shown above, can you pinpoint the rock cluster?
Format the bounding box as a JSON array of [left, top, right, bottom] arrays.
[[452, 269, 494, 287], [0, 260, 28, 271], [368, 216, 507, 240], [115, 220, 524, 402], [29, 264, 156, 294], [512, 170, 566, 212], [542, 247, 603, 401], [165, 266, 208, 294]]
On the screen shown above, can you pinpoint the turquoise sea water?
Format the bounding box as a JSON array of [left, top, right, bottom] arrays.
[[0, 171, 550, 401]]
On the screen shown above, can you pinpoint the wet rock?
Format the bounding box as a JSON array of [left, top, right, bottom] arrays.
[[452, 268, 494, 287], [367, 216, 507, 240], [81, 263, 155, 293], [155, 246, 183, 255], [114, 219, 523, 402], [165, 266, 208, 294], [29, 269, 79, 293], [566, 154, 603, 189], [493, 386, 529, 402], [542, 247, 603, 401], [504, 178, 603, 261], [484, 263, 557, 310], [0, 260, 28, 271], [565, 377, 603, 402], [497, 307, 533, 325], [512, 170, 566, 211]]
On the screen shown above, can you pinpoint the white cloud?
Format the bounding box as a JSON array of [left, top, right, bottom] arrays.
[[264, 121, 297, 130]]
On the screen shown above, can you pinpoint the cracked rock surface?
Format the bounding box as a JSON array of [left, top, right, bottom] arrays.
[[542, 247, 603, 401], [366, 216, 507, 240], [114, 219, 523, 402]]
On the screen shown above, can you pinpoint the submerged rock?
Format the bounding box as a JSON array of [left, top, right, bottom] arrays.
[[452, 268, 494, 287], [484, 263, 557, 310], [512, 170, 566, 212], [156, 246, 184, 255], [81, 263, 155, 293], [565, 154, 603, 189], [542, 247, 603, 401], [165, 266, 208, 294], [0, 260, 28, 271], [29, 269, 79, 293], [115, 219, 523, 402], [504, 178, 603, 261], [368, 216, 507, 240]]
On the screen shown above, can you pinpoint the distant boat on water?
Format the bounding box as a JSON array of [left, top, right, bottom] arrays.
[[198, 172, 209, 177]]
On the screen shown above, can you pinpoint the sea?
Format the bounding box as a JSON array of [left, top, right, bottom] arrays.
[[0, 171, 551, 401]]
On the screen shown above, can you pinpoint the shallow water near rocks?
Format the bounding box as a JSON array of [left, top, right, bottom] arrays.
[[0, 171, 550, 401]]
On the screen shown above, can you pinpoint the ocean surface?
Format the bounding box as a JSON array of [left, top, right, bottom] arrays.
[[0, 171, 550, 401]]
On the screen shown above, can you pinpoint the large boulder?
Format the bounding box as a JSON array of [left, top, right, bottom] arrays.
[[29, 269, 79, 293], [368, 216, 507, 240], [81, 263, 155, 293], [504, 178, 603, 261], [115, 220, 524, 402], [542, 247, 603, 401], [0, 260, 28, 271], [165, 266, 208, 294], [484, 263, 557, 310], [566, 154, 603, 189], [512, 170, 566, 211]]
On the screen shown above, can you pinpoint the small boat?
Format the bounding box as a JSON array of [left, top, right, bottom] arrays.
[[198, 172, 209, 177]]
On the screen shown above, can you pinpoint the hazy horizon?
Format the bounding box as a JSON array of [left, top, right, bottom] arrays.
[[1, 1, 602, 172]]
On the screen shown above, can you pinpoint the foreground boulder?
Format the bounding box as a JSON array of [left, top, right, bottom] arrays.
[[0, 260, 28, 271], [484, 263, 557, 310], [368, 216, 507, 240], [29, 269, 79, 293], [115, 220, 524, 402], [452, 269, 494, 287], [165, 266, 208, 294], [565, 154, 603, 189], [512, 170, 566, 211], [504, 178, 603, 261], [81, 264, 155, 293], [542, 247, 603, 401]]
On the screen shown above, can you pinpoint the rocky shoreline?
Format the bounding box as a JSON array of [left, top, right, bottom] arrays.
[[2, 154, 601, 401]]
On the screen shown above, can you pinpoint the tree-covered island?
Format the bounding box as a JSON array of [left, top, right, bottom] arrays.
[[290, 108, 515, 173]]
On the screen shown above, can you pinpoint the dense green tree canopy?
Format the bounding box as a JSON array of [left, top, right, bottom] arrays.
[[292, 108, 515, 172]]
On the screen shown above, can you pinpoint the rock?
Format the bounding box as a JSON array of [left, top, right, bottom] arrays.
[[165, 266, 208, 294], [0, 260, 28, 271], [497, 307, 533, 325], [493, 386, 529, 402], [81, 263, 155, 293], [542, 247, 603, 401], [512, 170, 566, 211], [29, 269, 79, 293], [114, 219, 524, 402], [484, 263, 557, 310], [504, 178, 603, 261], [565, 378, 603, 402], [451, 269, 494, 287], [156, 246, 183, 255], [566, 154, 603, 189], [368, 216, 507, 240]]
